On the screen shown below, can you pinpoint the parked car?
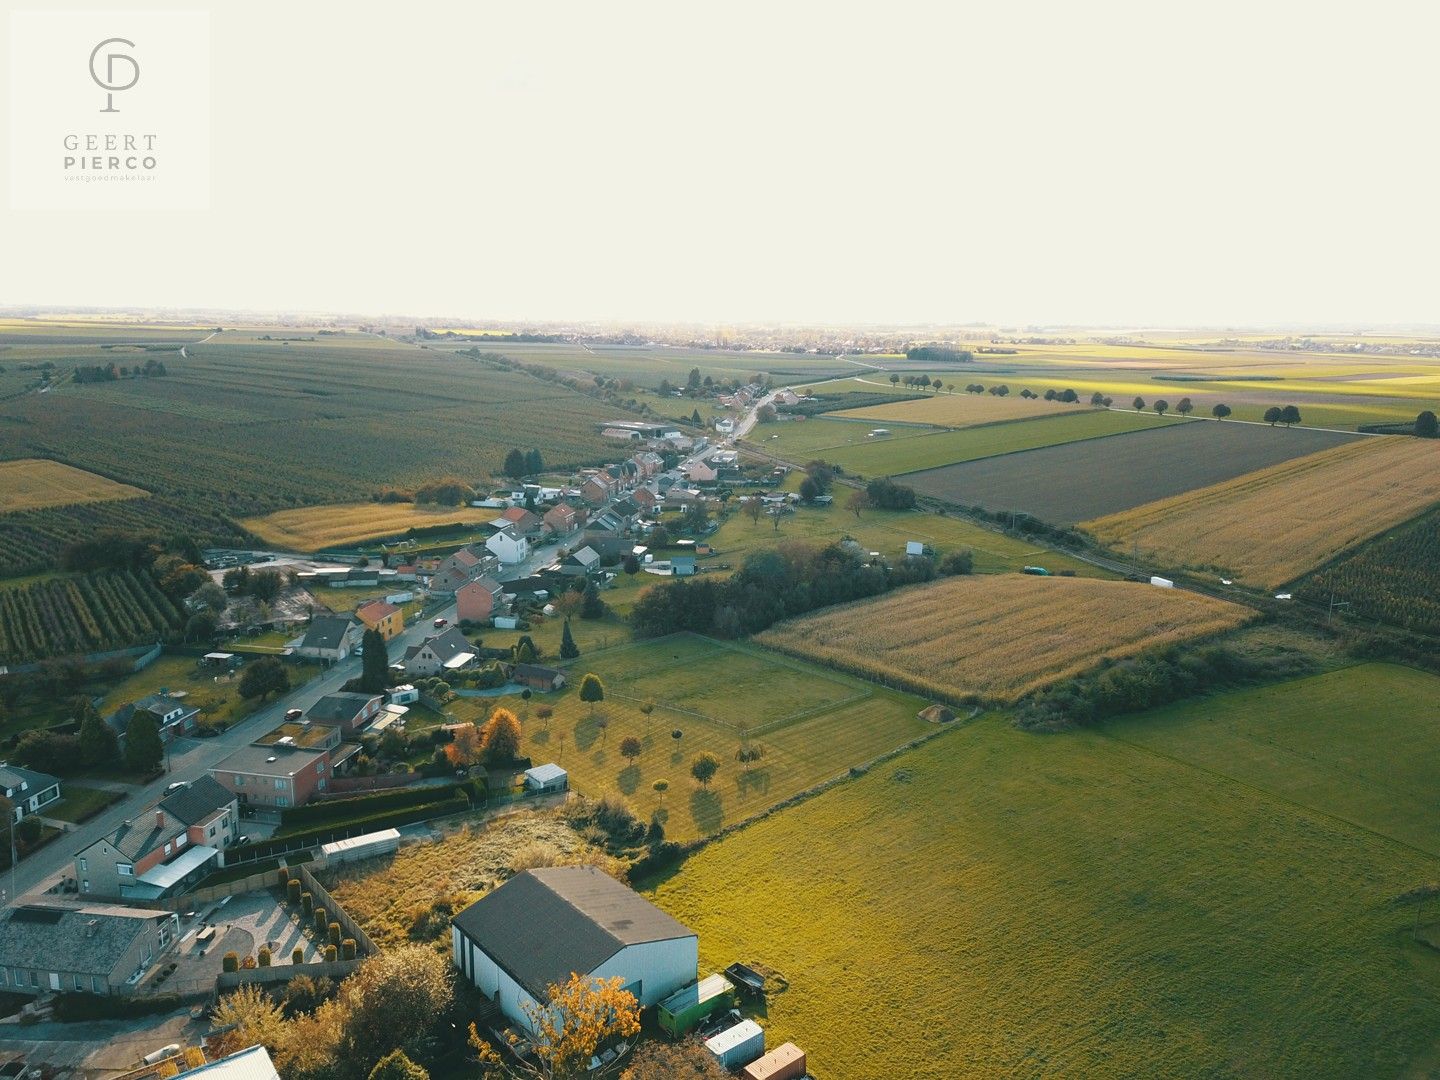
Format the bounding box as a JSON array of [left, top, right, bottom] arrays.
[[284, 708, 303, 721], [164, 781, 188, 796], [433, 617, 448, 628]]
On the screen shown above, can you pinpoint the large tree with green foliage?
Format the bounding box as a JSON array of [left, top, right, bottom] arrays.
[[239, 656, 291, 701], [369, 1050, 430, 1080], [579, 673, 605, 716], [503, 448, 528, 479], [560, 619, 579, 660], [359, 628, 389, 693], [79, 705, 119, 766], [124, 711, 164, 775]]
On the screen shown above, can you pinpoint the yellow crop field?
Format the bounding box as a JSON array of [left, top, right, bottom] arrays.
[[0, 458, 146, 511], [1084, 437, 1440, 588], [758, 574, 1252, 704], [242, 502, 496, 551], [833, 391, 1070, 428]]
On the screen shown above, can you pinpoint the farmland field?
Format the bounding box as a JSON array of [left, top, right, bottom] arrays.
[[832, 390, 1070, 427], [242, 502, 498, 552], [1084, 436, 1440, 588], [648, 711, 1440, 1079], [441, 634, 932, 840], [1103, 663, 1440, 856], [758, 574, 1252, 703], [1297, 507, 1440, 634], [0, 459, 146, 512], [905, 418, 1361, 523], [0, 570, 182, 664]]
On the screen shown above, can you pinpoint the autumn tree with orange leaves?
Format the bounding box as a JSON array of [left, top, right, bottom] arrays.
[[480, 707, 523, 763], [444, 723, 483, 768], [470, 973, 640, 1080]]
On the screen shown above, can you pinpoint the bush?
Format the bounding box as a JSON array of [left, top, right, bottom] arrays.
[[258, 947, 271, 968], [287, 879, 301, 905], [292, 947, 304, 965], [939, 549, 974, 576], [222, 952, 239, 974], [324, 944, 338, 962], [342, 938, 357, 960], [302, 891, 314, 916], [329, 922, 341, 946], [315, 907, 328, 932], [279, 782, 475, 829], [51, 992, 182, 1022]]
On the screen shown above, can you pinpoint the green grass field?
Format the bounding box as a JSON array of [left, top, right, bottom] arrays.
[[648, 701, 1440, 1079], [46, 784, 124, 823], [1103, 663, 1440, 856], [442, 634, 933, 840], [96, 655, 323, 733]]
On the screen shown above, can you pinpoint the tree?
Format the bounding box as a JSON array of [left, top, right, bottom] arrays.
[[479, 707, 523, 763], [1175, 397, 1193, 416], [79, 708, 119, 767], [560, 619, 580, 660], [579, 673, 605, 716], [338, 945, 454, 1073], [444, 723, 483, 768], [846, 489, 871, 519], [1133, 396, 1146, 412], [1212, 403, 1232, 420], [798, 477, 820, 502], [369, 1050, 430, 1080], [682, 500, 710, 535], [756, 403, 777, 423], [125, 711, 164, 774], [1090, 391, 1106, 407], [360, 628, 389, 694], [743, 497, 764, 525], [471, 973, 640, 1080], [209, 984, 288, 1059], [889, 373, 900, 386], [652, 779, 669, 807], [939, 549, 974, 576], [503, 448, 528, 479], [690, 408, 702, 426], [580, 580, 605, 620], [690, 752, 719, 787], [1417, 411, 1439, 438], [524, 448, 544, 476], [185, 610, 219, 643], [622, 1039, 730, 1080], [239, 656, 290, 701], [622, 553, 640, 576], [686, 367, 702, 392], [192, 581, 228, 613], [1153, 399, 1169, 416], [1263, 406, 1283, 425], [1279, 404, 1302, 427], [619, 735, 642, 764]]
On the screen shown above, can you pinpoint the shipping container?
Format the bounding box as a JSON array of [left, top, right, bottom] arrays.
[[658, 973, 735, 1037], [742, 1042, 807, 1080], [705, 1019, 765, 1070]]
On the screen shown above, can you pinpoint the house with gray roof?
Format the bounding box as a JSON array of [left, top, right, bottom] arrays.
[[451, 865, 697, 1033], [0, 901, 180, 996], [290, 615, 361, 662], [105, 691, 201, 743], [401, 626, 477, 678], [0, 764, 61, 823]]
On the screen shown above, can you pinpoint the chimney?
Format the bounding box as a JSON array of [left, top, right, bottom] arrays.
[[85, 919, 98, 938], [155, 810, 165, 829]]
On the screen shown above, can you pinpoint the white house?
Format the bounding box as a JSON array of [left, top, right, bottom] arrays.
[[0, 764, 61, 822], [485, 524, 531, 566], [289, 615, 362, 663], [451, 866, 697, 1032]]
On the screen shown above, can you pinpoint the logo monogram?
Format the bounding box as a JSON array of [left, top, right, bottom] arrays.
[[89, 38, 139, 113]]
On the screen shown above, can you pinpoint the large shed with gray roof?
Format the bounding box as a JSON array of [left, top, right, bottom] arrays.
[[451, 865, 697, 1032], [0, 901, 179, 996]]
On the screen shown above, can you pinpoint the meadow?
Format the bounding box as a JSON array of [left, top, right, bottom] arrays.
[[647, 712, 1440, 1079], [832, 390, 1069, 426], [242, 502, 498, 552], [441, 634, 933, 841], [905, 418, 1360, 523], [758, 574, 1252, 704], [1102, 663, 1440, 856], [1298, 507, 1440, 634], [1084, 436, 1440, 588], [0, 459, 146, 512]]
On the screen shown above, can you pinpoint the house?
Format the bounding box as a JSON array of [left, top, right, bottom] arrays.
[[631, 486, 660, 512], [602, 426, 642, 442], [580, 475, 613, 507], [0, 901, 180, 996], [106, 692, 201, 744], [389, 684, 420, 705], [451, 866, 698, 1033], [305, 692, 384, 736], [523, 763, 567, 793], [685, 461, 718, 485], [176, 1045, 281, 1079], [713, 418, 734, 435], [429, 545, 496, 596], [772, 389, 801, 406], [542, 503, 578, 537], [558, 547, 601, 577], [74, 776, 238, 900], [512, 665, 566, 692], [0, 764, 61, 822], [457, 576, 505, 623], [210, 741, 333, 810], [671, 555, 696, 577], [498, 507, 543, 537], [610, 498, 641, 526], [291, 615, 362, 662], [485, 524, 530, 566], [401, 626, 477, 677], [354, 599, 404, 641]]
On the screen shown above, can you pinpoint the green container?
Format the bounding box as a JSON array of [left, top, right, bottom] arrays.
[[657, 973, 735, 1038]]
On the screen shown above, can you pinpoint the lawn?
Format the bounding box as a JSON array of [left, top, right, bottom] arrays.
[[1102, 663, 1440, 856], [646, 713, 1440, 1079], [46, 784, 124, 824], [1083, 436, 1440, 588], [905, 417, 1361, 524], [241, 502, 498, 552], [441, 634, 933, 841], [0, 459, 146, 512], [98, 654, 324, 732], [759, 574, 1253, 704]]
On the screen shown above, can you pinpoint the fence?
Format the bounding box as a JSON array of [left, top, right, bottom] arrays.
[[295, 863, 379, 957], [2, 640, 162, 676], [322, 773, 418, 795], [218, 958, 361, 992], [153, 857, 319, 911]]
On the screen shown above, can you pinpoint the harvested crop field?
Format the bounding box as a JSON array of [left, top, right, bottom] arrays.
[[242, 501, 496, 551], [758, 574, 1252, 703], [832, 391, 1068, 427], [0, 458, 146, 511], [1084, 436, 1440, 588], [904, 418, 1360, 523]]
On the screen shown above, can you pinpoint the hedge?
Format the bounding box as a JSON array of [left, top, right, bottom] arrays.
[[226, 794, 471, 862], [53, 992, 182, 1022], [279, 780, 479, 830]]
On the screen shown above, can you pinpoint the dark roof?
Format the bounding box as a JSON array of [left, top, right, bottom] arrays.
[[158, 775, 234, 825], [452, 866, 694, 1001], [0, 763, 60, 799], [306, 692, 381, 724], [513, 664, 563, 683], [402, 626, 473, 665], [0, 902, 172, 979], [301, 615, 356, 651], [102, 808, 186, 862]]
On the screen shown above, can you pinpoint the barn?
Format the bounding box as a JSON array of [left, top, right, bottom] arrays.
[[451, 866, 698, 1032]]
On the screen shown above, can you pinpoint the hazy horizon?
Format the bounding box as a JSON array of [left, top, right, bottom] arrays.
[[4, 0, 1438, 326]]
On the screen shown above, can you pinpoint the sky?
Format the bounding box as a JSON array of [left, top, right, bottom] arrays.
[[2, 0, 1438, 328]]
